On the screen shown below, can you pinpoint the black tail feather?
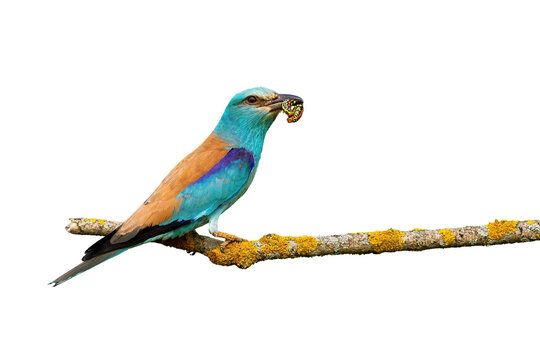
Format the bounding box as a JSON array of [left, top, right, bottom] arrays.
[[50, 219, 194, 286], [82, 220, 192, 261], [50, 251, 122, 286], [83, 228, 119, 260]]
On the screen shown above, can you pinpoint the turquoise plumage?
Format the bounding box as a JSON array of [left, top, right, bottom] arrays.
[[51, 87, 303, 286]]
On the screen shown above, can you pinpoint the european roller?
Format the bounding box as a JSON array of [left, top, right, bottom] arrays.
[[51, 87, 303, 286]]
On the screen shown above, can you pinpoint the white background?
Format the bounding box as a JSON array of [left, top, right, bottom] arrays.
[[1, 1, 539, 359]]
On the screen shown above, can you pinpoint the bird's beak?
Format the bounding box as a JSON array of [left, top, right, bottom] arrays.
[[265, 94, 304, 112]]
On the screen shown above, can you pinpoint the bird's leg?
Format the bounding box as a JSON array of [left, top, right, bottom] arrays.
[[209, 217, 248, 252], [213, 231, 248, 252]]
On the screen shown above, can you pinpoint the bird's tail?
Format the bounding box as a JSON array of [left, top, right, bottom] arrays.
[[49, 249, 126, 287]]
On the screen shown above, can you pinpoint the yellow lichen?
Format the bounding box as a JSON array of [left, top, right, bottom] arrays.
[[527, 220, 536, 225], [487, 219, 518, 240], [205, 233, 320, 268], [82, 218, 107, 225], [83, 218, 105, 224], [259, 234, 319, 256], [438, 229, 455, 246], [412, 228, 426, 231], [259, 234, 291, 256], [206, 241, 259, 269], [294, 235, 319, 255], [368, 229, 405, 253]]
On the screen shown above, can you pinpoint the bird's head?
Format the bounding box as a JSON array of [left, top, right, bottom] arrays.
[[214, 87, 303, 150], [225, 87, 303, 124]]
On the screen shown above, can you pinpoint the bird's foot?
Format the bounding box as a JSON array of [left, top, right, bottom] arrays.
[[212, 231, 248, 253]]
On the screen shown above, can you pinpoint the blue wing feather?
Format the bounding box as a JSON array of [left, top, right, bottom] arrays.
[[165, 148, 255, 227]]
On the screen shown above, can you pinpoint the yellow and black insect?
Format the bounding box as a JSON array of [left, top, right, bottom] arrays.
[[282, 99, 304, 123]]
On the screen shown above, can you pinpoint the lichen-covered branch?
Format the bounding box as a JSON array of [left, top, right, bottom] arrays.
[[66, 218, 540, 269]]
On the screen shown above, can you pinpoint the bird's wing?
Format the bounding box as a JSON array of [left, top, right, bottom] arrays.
[[83, 137, 254, 261], [111, 134, 230, 242]]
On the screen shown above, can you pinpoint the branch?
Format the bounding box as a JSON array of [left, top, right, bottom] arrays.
[[66, 217, 540, 269]]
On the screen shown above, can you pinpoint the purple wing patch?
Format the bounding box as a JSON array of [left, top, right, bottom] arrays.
[[192, 148, 255, 186]]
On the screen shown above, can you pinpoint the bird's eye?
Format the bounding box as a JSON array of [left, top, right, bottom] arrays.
[[246, 96, 258, 104]]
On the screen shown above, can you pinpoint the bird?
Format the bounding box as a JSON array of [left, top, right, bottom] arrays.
[[50, 87, 303, 286]]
